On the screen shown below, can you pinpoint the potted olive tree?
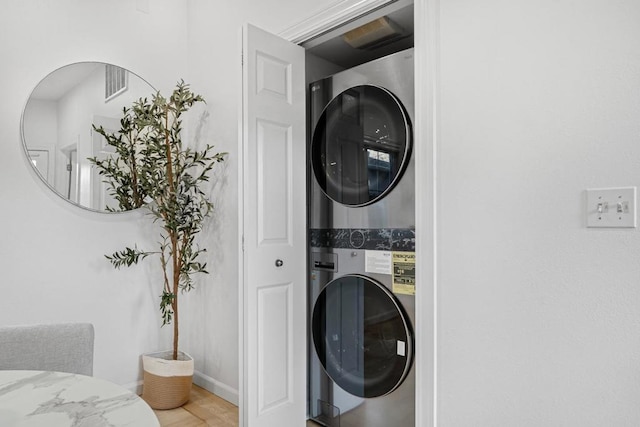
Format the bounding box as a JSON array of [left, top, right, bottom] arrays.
[[90, 81, 226, 409]]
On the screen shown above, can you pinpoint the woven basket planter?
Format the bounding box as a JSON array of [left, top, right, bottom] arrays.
[[142, 350, 194, 410]]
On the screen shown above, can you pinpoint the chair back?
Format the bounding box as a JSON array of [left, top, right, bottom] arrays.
[[0, 323, 94, 376]]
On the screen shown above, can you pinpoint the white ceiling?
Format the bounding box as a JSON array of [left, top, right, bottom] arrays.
[[29, 62, 101, 102]]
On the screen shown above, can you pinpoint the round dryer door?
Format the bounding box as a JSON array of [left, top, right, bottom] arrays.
[[311, 85, 412, 207], [312, 274, 414, 398]]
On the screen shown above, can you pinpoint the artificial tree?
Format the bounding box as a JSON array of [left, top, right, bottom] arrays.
[[91, 81, 226, 361]]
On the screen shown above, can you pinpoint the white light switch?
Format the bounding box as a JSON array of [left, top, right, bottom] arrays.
[[586, 187, 636, 228]]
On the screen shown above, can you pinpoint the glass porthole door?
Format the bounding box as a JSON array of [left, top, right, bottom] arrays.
[[312, 274, 414, 398], [311, 85, 412, 207]]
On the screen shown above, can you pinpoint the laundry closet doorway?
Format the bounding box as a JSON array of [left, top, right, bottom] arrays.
[[239, 1, 436, 426]]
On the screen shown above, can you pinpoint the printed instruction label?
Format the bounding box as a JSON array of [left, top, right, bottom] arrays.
[[365, 250, 392, 275], [392, 251, 416, 295]]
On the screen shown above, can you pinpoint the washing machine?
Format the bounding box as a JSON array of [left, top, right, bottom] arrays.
[[308, 48, 415, 427]]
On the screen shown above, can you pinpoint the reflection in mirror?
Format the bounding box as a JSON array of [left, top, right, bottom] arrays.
[[21, 62, 155, 212]]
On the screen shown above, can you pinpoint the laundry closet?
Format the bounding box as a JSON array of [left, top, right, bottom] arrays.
[[303, 2, 416, 426]]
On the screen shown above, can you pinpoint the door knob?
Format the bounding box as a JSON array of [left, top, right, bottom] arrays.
[[275, 259, 284, 267]]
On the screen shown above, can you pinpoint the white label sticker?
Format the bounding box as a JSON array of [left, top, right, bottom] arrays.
[[397, 340, 406, 357], [365, 250, 392, 275]]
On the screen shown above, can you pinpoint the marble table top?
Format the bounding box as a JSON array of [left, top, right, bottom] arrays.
[[0, 370, 159, 427]]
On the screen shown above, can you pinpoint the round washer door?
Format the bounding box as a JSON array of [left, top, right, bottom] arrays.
[[312, 274, 414, 398], [311, 85, 412, 207]]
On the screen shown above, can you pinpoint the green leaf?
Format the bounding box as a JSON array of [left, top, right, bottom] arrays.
[[105, 246, 153, 269]]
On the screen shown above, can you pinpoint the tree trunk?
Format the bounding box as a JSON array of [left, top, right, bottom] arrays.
[[173, 290, 179, 360]]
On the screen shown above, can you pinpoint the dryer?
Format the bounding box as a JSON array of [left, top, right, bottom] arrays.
[[308, 48, 415, 427]]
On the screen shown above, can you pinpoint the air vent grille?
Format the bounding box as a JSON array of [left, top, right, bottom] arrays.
[[342, 16, 406, 50], [105, 64, 127, 101]]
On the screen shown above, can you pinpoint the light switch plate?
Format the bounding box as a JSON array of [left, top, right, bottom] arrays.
[[586, 187, 637, 228]]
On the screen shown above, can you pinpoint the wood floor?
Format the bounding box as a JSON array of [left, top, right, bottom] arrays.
[[151, 385, 238, 426], [150, 385, 321, 426]]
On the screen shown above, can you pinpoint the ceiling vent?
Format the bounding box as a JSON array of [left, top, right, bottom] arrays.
[[105, 64, 128, 102], [342, 16, 407, 50]]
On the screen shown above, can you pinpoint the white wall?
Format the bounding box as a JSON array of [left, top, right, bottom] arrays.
[[7, 1, 638, 424], [181, 0, 336, 404], [22, 99, 57, 184], [0, 0, 188, 388], [0, 0, 337, 404], [437, 0, 640, 425]]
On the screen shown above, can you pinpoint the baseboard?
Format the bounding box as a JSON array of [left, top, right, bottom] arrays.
[[122, 380, 144, 395], [193, 370, 239, 406], [120, 371, 238, 406]]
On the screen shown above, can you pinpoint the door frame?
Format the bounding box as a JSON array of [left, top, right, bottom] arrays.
[[239, 1, 439, 425], [412, 1, 438, 426]]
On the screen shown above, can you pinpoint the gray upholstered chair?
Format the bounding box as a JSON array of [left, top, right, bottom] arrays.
[[0, 323, 94, 376]]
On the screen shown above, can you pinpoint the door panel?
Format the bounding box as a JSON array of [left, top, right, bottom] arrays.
[[241, 23, 306, 427], [257, 120, 292, 244], [257, 282, 292, 412]]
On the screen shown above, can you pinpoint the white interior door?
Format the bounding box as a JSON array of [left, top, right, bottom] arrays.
[[92, 115, 120, 210], [240, 23, 306, 427]]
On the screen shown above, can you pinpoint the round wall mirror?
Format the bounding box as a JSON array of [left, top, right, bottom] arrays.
[[21, 62, 155, 212]]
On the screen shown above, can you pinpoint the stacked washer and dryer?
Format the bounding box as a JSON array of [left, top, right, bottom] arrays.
[[308, 48, 416, 427]]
